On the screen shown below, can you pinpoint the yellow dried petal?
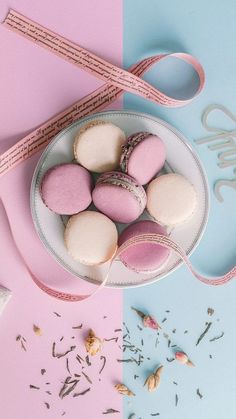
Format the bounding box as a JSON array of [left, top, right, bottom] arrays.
[[144, 365, 163, 392], [115, 383, 135, 396], [85, 329, 102, 356], [33, 324, 42, 336]]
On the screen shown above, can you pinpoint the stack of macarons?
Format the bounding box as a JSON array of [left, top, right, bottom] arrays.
[[40, 120, 197, 274]]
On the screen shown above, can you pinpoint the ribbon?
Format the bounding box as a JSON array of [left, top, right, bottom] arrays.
[[0, 11, 235, 301], [1, 196, 235, 302], [0, 10, 205, 177]]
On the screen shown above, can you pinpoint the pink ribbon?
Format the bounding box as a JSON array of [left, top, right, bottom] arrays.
[[0, 10, 204, 176], [0, 11, 235, 300]]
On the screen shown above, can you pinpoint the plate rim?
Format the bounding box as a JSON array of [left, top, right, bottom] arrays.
[[31, 109, 210, 289]]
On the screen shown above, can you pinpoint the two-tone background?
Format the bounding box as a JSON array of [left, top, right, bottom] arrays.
[[0, 1, 236, 418]]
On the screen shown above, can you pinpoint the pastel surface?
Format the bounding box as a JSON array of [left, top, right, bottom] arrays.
[[40, 163, 92, 215], [92, 172, 146, 223], [121, 132, 166, 184], [64, 210, 118, 265], [118, 220, 170, 272], [147, 173, 197, 226], [74, 121, 126, 173]]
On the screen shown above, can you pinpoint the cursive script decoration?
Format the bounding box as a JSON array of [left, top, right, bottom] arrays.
[[195, 104, 236, 202]]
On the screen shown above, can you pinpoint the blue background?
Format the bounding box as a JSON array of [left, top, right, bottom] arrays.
[[123, 1, 236, 418]]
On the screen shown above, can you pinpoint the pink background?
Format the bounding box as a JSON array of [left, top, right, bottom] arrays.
[[0, 1, 123, 418]]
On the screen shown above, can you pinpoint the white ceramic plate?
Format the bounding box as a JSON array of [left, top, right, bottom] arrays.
[[31, 110, 209, 288]]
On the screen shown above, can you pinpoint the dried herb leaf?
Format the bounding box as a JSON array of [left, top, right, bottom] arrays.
[[20, 340, 27, 351], [41, 369, 46, 375], [104, 337, 118, 343], [82, 371, 92, 384], [162, 318, 167, 323], [66, 358, 71, 375], [59, 378, 79, 399], [102, 408, 120, 414], [196, 388, 203, 399], [209, 332, 224, 342], [52, 342, 76, 358], [166, 357, 175, 362], [73, 387, 90, 397], [44, 402, 50, 409], [72, 324, 83, 329], [76, 354, 84, 364], [29, 385, 40, 390], [175, 394, 178, 406], [53, 312, 61, 317], [173, 381, 178, 385], [196, 322, 212, 346], [99, 356, 106, 374], [114, 329, 122, 332], [16, 335, 21, 341], [151, 414, 160, 417]]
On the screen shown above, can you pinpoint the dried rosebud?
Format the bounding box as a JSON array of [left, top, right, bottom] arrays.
[[33, 324, 42, 336], [144, 365, 163, 392], [144, 373, 156, 392], [85, 329, 102, 356], [175, 351, 194, 367], [131, 307, 161, 330], [115, 383, 135, 396], [143, 315, 161, 330]]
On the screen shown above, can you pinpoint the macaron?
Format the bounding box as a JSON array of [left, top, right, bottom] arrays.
[[92, 171, 147, 223], [74, 120, 126, 173], [147, 173, 197, 226], [118, 220, 170, 273], [40, 163, 93, 215], [120, 132, 166, 185], [64, 211, 118, 265]]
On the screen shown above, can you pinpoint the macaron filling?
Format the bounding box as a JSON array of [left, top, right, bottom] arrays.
[[92, 172, 147, 223]]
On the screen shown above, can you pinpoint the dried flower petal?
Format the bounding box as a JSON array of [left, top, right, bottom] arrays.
[[33, 324, 42, 336], [144, 365, 163, 392], [131, 308, 161, 330], [85, 329, 102, 356], [115, 383, 135, 396], [175, 351, 194, 367], [143, 315, 161, 330]]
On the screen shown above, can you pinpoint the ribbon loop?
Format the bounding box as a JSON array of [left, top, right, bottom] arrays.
[[0, 10, 205, 177]]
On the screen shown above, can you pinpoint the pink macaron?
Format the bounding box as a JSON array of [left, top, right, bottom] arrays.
[[120, 132, 166, 185], [92, 171, 146, 223], [40, 163, 93, 215], [118, 220, 170, 273]]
